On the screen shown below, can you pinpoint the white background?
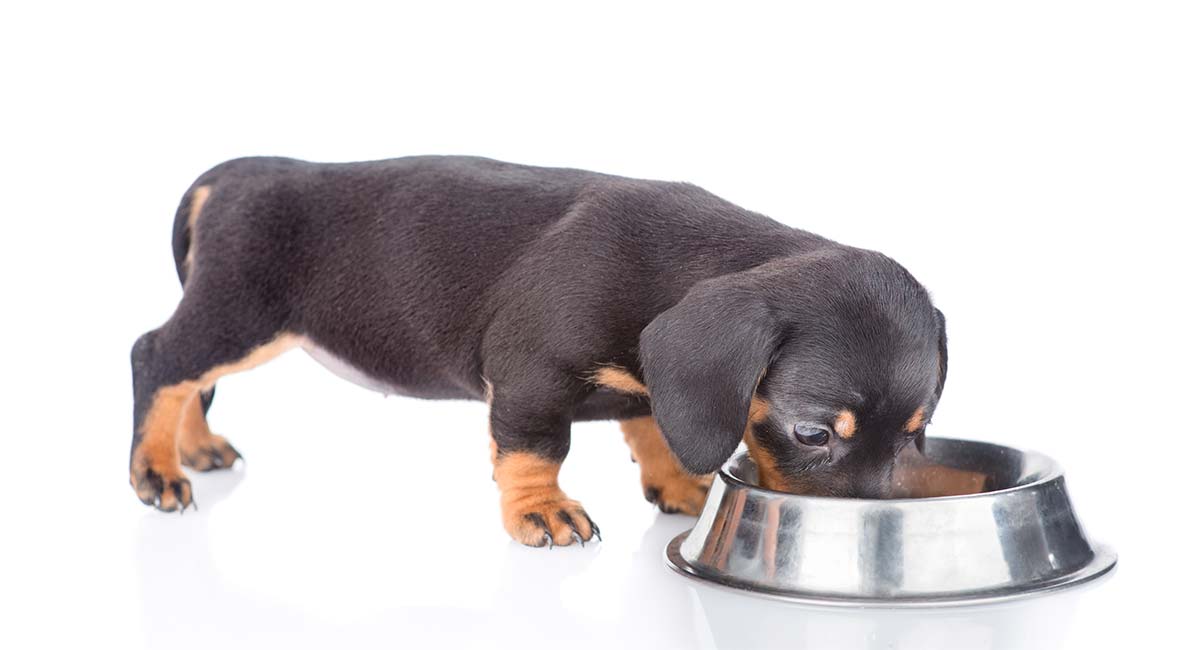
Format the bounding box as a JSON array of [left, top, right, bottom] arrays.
[[2, 2, 1197, 648]]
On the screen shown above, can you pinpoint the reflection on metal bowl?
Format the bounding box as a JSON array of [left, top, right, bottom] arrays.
[[666, 437, 1116, 606]]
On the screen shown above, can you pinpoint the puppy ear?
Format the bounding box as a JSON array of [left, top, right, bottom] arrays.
[[639, 276, 780, 474], [933, 308, 948, 401], [919, 308, 948, 457]]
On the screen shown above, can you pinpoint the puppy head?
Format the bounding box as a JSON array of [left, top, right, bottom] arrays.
[[639, 248, 947, 497]]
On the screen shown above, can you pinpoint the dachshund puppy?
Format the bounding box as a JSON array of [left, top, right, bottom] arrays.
[[130, 156, 947, 547]]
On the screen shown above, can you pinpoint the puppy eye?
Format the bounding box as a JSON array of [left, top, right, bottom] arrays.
[[793, 425, 829, 446]]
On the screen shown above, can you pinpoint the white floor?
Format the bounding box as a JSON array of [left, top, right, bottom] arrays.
[[5, 4, 1197, 642], [0, 349, 1165, 650]]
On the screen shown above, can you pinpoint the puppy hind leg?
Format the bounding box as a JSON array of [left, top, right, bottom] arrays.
[[130, 328, 196, 512], [130, 312, 298, 512], [178, 386, 242, 471]]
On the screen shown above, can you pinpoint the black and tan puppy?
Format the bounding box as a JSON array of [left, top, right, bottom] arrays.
[[130, 156, 947, 547]]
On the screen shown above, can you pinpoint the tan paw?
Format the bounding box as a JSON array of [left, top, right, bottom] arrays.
[[641, 471, 713, 515], [503, 493, 600, 547], [622, 416, 713, 515], [180, 433, 242, 471], [493, 451, 600, 547], [130, 456, 194, 512]]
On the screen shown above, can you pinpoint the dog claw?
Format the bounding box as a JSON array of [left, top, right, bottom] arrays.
[[524, 512, 556, 548], [519, 507, 598, 548], [557, 510, 586, 547]]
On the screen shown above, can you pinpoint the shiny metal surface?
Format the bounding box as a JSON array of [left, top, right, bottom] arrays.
[[666, 437, 1116, 606]]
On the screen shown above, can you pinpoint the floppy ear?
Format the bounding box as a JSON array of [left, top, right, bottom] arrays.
[[639, 277, 781, 474], [917, 308, 949, 455], [933, 308, 948, 401]]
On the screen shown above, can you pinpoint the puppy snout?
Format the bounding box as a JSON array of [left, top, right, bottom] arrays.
[[850, 471, 894, 499], [852, 483, 893, 500]]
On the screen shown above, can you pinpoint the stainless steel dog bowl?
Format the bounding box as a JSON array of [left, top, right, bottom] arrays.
[[666, 437, 1116, 606]]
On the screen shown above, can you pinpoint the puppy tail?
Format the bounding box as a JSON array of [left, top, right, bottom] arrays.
[[170, 184, 211, 286]]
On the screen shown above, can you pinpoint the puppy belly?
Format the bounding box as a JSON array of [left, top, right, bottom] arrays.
[[300, 340, 406, 395]]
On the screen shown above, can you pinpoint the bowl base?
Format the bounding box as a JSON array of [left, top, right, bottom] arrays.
[[665, 532, 1117, 608]]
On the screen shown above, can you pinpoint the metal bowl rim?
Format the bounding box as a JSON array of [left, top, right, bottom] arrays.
[[719, 437, 1064, 504]]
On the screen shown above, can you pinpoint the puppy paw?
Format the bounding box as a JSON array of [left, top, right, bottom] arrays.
[[130, 460, 194, 512], [503, 494, 600, 547], [622, 417, 713, 515], [642, 471, 713, 515], [181, 433, 242, 471]]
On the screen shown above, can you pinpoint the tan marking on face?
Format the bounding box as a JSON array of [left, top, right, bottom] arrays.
[[905, 406, 927, 434], [744, 428, 786, 491], [742, 396, 787, 490], [592, 366, 648, 395], [131, 334, 300, 489], [834, 409, 857, 439], [748, 396, 770, 425], [183, 185, 212, 273], [621, 416, 713, 515]]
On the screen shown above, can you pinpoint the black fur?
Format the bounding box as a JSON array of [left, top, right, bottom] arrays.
[[131, 156, 946, 505]]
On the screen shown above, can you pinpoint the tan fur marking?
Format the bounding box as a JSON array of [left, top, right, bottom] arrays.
[[834, 409, 857, 439], [483, 378, 498, 467], [622, 417, 713, 515], [493, 451, 593, 546], [177, 392, 240, 470], [183, 185, 212, 273], [748, 396, 770, 425], [592, 366, 648, 396], [178, 390, 212, 442], [131, 334, 300, 497], [744, 429, 786, 492], [192, 334, 301, 391], [132, 383, 192, 497], [742, 396, 787, 490], [905, 406, 927, 434]]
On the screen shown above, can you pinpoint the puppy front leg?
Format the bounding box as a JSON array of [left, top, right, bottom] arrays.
[[488, 390, 599, 547]]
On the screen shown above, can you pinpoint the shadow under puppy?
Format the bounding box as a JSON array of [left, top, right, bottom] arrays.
[[130, 156, 947, 547]]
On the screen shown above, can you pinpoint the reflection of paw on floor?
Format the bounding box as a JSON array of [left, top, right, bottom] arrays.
[[622, 417, 713, 516]]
